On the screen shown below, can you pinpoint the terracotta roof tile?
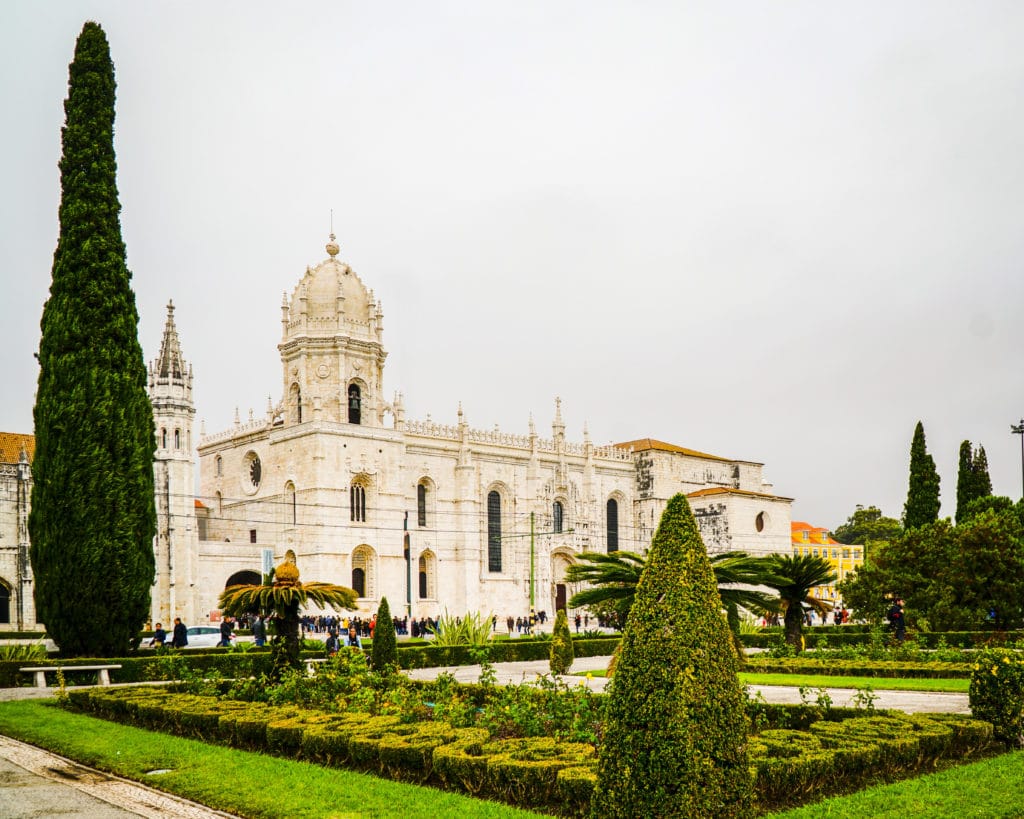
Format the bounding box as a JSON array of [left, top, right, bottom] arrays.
[[614, 438, 733, 462], [0, 432, 34, 465], [686, 486, 792, 501]]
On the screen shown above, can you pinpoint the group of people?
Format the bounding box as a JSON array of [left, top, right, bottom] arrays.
[[148, 617, 190, 648], [324, 624, 368, 654]]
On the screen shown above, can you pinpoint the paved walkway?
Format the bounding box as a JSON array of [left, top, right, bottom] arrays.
[[404, 655, 973, 714]]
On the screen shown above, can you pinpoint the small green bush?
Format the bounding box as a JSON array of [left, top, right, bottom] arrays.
[[372, 597, 398, 672], [549, 610, 574, 675], [969, 647, 1024, 746]]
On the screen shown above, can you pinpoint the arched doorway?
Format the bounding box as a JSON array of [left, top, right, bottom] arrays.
[[551, 552, 574, 613], [225, 570, 261, 588]]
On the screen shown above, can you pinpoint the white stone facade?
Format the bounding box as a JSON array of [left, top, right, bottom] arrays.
[[187, 238, 794, 622], [0, 435, 36, 630]]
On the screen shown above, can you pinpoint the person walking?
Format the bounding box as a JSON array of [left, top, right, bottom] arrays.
[[887, 598, 906, 642], [149, 623, 167, 647], [171, 617, 188, 648], [252, 615, 267, 647], [218, 615, 234, 647]]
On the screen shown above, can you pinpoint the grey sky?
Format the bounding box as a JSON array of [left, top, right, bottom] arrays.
[[3, 2, 1023, 529]]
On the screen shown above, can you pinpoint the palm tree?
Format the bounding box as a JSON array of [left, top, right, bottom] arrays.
[[761, 554, 837, 650], [219, 560, 357, 674], [565, 550, 781, 629]]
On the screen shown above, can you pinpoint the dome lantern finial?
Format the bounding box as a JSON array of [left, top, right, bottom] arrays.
[[326, 232, 340, 258]]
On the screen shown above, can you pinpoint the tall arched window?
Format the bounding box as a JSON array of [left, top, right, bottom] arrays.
[[174, 428, 181, 450], [161, 428, 167, 449], [418, 555, 428, 599], [417, 483, 427, 527], [347, 383, 361, 425], [553, 501, 564, 534], [285, 482, 297, 526], [351, 483, 366, 522], [487, 490, 502, 572], [606, 498, 619, 553], [351, 546, 375, 598], [216, 455, 223, 477], [0, 581, 10, 624], [290, 382, 302, 423]]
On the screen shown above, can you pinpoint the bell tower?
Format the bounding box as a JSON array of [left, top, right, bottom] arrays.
[[278, 235, 387, 427], [148, 301, 198, 625]]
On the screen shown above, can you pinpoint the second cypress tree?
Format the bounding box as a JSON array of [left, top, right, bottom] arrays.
[[903, 421, 941, 529], [956, 440, 975, 524], [29, 22, 156, 657], [371, 597, 397, 671]]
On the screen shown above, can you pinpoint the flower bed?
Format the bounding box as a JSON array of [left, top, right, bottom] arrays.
[[67, 682, 992, 815]]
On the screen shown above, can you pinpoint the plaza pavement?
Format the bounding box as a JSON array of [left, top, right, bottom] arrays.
[[0, 653, 971, 816]]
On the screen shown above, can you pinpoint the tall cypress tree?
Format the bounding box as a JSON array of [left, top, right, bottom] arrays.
[[972, 445, 993, 500], [590, 494, 752, 818], [29, 22, 156, 657], [903, 421, 941, 529], [956, 440, 975, 524]]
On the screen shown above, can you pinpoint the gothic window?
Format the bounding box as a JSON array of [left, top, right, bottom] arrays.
[[216, 455, 223, 477], [161, 428, 167, 449], [553, 501, 564, 534], [216, 491, 223, 514], [285, 482, 296, 526], [290, 382, 302, 424], [348, 383, 362, 425], [417, 483, 427, 527], [245, 452, 262, 491], [351, 546, 375, 598], [351, 483, 366, 522], [418, 550, 437, 599], [0, 581, 10, 624], [174, 428, 181, 450], [606, 498, 619, 553], [487, 490, 502, 572]]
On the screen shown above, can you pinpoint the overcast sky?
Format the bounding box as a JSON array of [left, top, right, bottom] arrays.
[[3, 2, 1024, 529]]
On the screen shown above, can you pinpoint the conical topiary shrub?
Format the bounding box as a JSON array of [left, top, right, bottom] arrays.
[[549, 609, 575, 675], [590, 494, 753, 818], [371, 597, 398, 672]]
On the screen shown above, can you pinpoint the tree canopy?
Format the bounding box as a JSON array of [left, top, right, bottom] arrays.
[[831, 504, 902, 547]]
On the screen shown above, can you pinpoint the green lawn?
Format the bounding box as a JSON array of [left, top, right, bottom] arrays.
[[577, 669, 970, 693], [0, 700, 544, 819], [764, 750, 1024, 818]]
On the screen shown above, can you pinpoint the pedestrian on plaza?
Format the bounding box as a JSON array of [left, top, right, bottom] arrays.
[[343, 625, 363, 651], [218, 615, 234, 647], [574, 613, 581, 633], [252, 615, 267, 647], [149, 623, 167, 647], [887, 598, 906, 642], [506, 615, 514, 636], [171, 617, 188, 648]]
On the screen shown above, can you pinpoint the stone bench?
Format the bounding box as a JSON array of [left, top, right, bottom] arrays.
[[20, 664, 122, 689], [303, 658, 329, 676]]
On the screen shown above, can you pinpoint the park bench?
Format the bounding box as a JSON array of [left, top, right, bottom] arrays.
[[304, 658, 328, 676], [19, 664, 122, 689]]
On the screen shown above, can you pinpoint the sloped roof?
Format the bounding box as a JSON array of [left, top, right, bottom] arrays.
[[687, 486, 793, 501], [791, 520, 840, 545], [614, 438, 733, 463], [0, 432, 34, 465]]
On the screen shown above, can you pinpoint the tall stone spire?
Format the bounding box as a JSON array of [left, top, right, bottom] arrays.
[[154, 300, 186, 385]]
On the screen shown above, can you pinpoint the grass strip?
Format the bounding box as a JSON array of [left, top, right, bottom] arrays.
[[763, 749, 1024, 818], [576, 669, 968, 692], [739, 673, 969, 693], [0, 700, 544, 819]]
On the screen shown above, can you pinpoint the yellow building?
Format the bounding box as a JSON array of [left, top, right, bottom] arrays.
[[790, 521, 863, 614]]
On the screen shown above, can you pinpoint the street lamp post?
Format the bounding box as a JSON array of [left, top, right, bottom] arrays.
[[1012, 419, 1024, 500]]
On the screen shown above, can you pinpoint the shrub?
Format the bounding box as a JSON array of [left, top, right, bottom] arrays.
[[969, 647, 1024, 746], [549, 610, 575, 675], [590, 494, 753, 818], [371, 597, 398, 672]]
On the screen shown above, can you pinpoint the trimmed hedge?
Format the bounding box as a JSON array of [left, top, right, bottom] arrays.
[[68, 687, 993, 816], [743, 656, 973, 679], [740, 629, 1024, 649]]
